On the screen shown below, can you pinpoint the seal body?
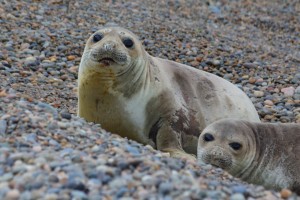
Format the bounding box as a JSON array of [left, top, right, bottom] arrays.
[[197, 119, 300, 193], [78, 26, 260, 159]]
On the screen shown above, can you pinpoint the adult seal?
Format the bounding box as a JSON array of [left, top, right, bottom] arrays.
[[197, 118, 300, 193], [78, 26, 260, 160]]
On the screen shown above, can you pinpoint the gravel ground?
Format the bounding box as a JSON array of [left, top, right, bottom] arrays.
[[0, 0, 299, 199]]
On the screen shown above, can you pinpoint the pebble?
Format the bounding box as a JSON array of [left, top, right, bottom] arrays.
[[253, 91, 264, 97], [243, 63, 257, 69], [248, 77, 256, 84], [24, 56, 37, 66], [67, 55, 76, 61], [231, 185, 247, 194], [61, 112, 72, 120], [5, 189, 20, 200], [230, 193, 246, 200], [280, 188, 292, 199], [264, 100, 274, 106], [223, 74, 233, 80], [158, 182, 173, 195], [71, 190, 88, 199], [141, 175, 156, 186], [0, 120, 7, 135], [212, 60, 221, 67], [190, 61, 199, 67], [44, 193, 59, 200], [281, 87, 295, 97]]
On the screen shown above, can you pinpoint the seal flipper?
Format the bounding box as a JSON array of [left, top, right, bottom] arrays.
[[156, 124, 196, 161]]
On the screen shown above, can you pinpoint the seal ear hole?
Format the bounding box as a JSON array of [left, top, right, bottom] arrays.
[[93, 34, 103, 43], [203, 133, 214, 142], [229, 142, 242, 150], [123, 38, 134, 48]]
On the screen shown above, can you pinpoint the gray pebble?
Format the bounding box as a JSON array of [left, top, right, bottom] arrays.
[[0, 120, 7, 135], [158, 182, 173, 195], [230, 193, 246, 200], [223, 74, 233, 80], [231, 185, 247, 194], [243, 63, 257, 69], [61, 112, 72, 120], [71, 190, 88, 200]]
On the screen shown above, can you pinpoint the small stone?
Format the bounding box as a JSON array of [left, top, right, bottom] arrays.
[[44, 193, 59, 200], [60, 74, 68, 81], [281, 87, 295, 97], [280, 188, 292, 199], [248, 77, 256, 84], [61, 112, 72, 120], [230, 193, 245, 200], [195, 56, 203, 62], [256, 78, 263, 83], [223, 74, 233, 80], [68, 66, 78, 73], [5, 189, 20, 200], [71, 190, 88, 199], [242, 75, 249, 79], [20, 43, 30, 50], [253, 91, 264, 97], [158, 182, 173, 195], [25, 133, 37, 144], [24, 56, 37, 65], [0, 120, 7, 135], [231, 185, 246, 194], [49, 56, 57, 62], [65, 179, 88, 192], [125, 145, 140, 155], [0, 173, 13, 182], [243, 62, 257, 68], [32, 145, 42, 152], [212, 60, 221, 66], [264, 100, 274, 106], [0, 90, 7, 97], [141, 175, 155, 186], [295, 86, 300, 94], [7, 13, 17, 20], [67, 55, 76, 61], [190, 60, 199, 67], [48, 175, 59, 183]]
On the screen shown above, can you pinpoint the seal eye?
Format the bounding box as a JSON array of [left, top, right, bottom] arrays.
[[93, 34, 103, 43], [123, 38, 134, 48], [203, 133, 214, 142], [229, 142, 242, 150]]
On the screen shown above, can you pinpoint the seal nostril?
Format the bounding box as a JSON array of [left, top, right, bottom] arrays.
[[103, 42, 116, 51]]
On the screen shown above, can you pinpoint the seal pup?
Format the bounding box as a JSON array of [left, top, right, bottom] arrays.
[[78, 26, 260, 160], [197, 118, 300, 193]]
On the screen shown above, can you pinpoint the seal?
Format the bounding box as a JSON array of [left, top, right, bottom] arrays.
[[197, 118, 300, 193], [78, 26, 260, 160]]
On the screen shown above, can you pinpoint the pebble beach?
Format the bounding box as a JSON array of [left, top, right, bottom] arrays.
[[0, 0, 299, 199]]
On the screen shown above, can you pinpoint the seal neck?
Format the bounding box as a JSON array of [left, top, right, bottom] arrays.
[[236, 122, 274, 182], [111, 52, 153, 98]]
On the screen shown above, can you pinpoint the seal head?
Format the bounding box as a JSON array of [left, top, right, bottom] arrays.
[[79, 27, 147, 82], [198, 118, 300, 193], [197, 119, 256, 176]]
